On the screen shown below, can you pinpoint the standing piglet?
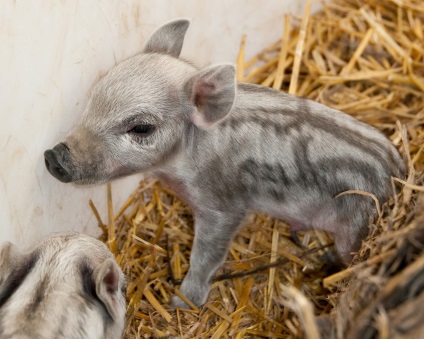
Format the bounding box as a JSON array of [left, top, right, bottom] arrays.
[[44, 20, 405, 308], [0, 232, 126, 339]]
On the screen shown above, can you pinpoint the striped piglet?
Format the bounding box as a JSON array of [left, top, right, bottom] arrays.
[[44, 19, 405, 308]]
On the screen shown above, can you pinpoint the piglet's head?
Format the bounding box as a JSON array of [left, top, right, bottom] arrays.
[[44, 19, 236, 184]]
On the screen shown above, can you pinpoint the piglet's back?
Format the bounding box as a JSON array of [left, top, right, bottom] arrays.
[[210, 83, 405, 201]]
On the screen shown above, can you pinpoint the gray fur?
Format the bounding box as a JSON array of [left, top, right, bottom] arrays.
[[45, 19, 406, 308], [0, 233, 126, 339], [143, 19, 190, 58]]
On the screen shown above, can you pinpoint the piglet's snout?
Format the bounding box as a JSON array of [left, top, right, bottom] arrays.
[[44, 142, 73, 183]]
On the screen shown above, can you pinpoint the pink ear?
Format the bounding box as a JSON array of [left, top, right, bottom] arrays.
[[186, 64, 236, 129], [103, 265, 119, 292], [95, 258, 124, 321]]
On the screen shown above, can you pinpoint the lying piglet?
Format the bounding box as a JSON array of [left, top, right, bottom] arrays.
[[0, 232, 126, 339], [44, 19, 405, 308]]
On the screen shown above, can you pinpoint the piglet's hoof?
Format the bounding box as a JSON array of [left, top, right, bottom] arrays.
[[170, 295, 191, 309]]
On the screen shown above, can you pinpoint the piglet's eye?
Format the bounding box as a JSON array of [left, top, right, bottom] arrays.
[[128, 125, 154, 135]]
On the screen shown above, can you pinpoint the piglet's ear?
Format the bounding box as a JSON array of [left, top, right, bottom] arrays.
[[94, 258, 124, 322], [143, 19, 190, 58], [185, 63, 236, 129]]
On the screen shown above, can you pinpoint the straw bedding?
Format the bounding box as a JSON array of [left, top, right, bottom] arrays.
[[93, 0, 424, 337]]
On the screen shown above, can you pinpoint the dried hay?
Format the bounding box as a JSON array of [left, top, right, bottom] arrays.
[[92, 0, 424, 337]]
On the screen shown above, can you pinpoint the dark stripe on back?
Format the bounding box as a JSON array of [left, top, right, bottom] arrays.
[[296, 99, 392, 170], [0, 251, 39, 307], [239, 82, 283, 96], [80, 261, 97, 301], [237, 82, 400, 175], [27, 275, 48, 312], [293, 134, 388, 194]]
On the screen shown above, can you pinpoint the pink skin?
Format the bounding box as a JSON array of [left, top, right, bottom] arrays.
[[190, 113, 214, 129], [290, 222, 310, 231]]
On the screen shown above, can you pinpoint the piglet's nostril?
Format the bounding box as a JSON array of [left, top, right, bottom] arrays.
[[44, 149, 73, 183], [55, 165, 64, 175]]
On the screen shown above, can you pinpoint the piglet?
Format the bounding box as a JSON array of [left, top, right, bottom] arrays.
[[0, 232, 126, 339], [44, 20, 405, 308]]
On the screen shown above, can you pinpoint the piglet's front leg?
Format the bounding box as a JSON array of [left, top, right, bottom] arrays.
[[171, 210, 244, 308]]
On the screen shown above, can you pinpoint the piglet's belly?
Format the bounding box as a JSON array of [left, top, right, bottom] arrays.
[[250, 193, 340, 233]]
